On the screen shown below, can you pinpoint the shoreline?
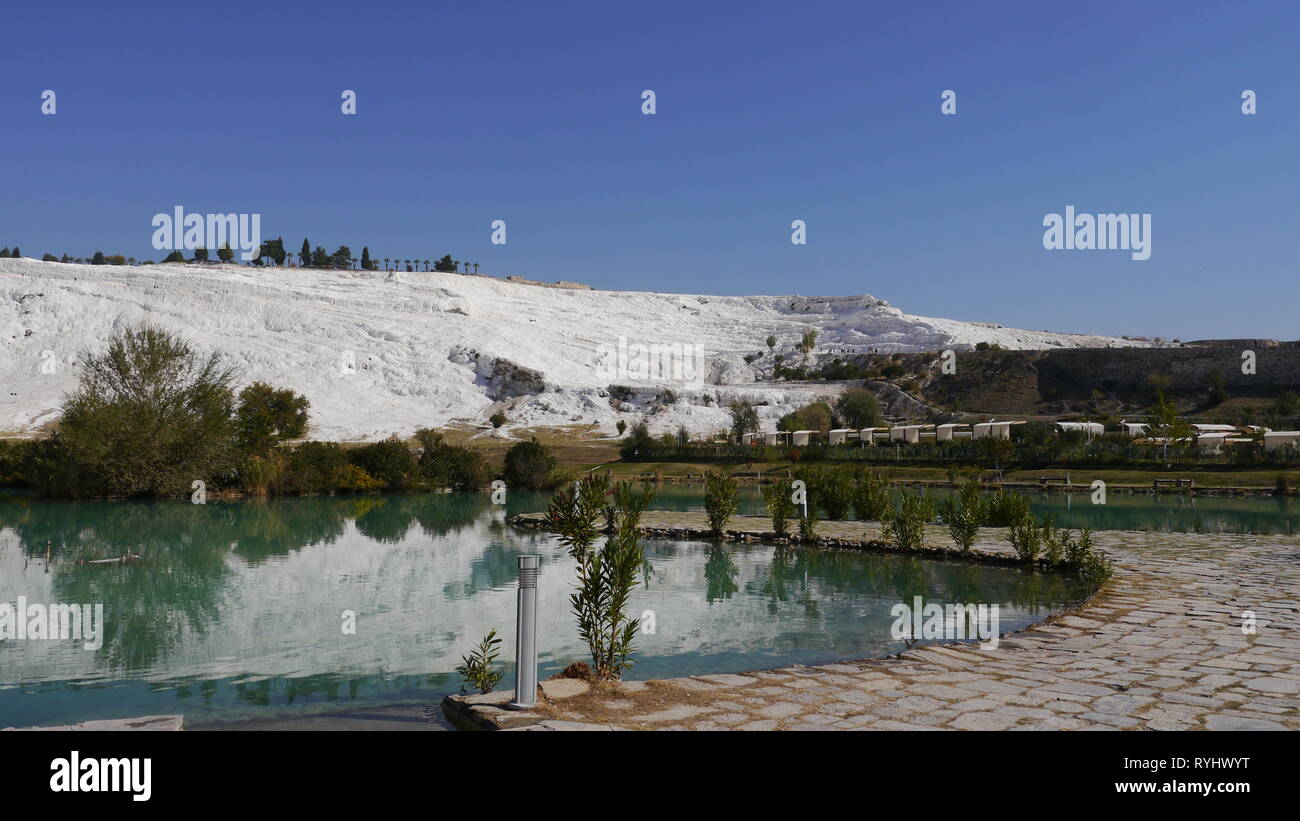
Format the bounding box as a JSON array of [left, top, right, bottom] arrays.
[[445, 513, 1300, 731]]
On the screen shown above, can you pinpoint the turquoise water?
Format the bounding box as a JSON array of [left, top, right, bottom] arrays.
[[0, 492, 1089, 729]]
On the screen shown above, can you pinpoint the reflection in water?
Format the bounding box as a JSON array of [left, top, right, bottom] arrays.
[[654, 483, 1298, 536], [0, 492, 1092, 728]]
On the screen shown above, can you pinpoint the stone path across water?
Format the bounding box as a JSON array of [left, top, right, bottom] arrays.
[[448, 516, 1300, 731]]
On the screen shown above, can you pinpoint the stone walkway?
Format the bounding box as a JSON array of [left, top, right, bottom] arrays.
[[449, 516, 1300, 731]]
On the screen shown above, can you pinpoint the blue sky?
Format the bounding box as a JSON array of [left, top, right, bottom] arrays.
[[3, 0, 1297, 340]]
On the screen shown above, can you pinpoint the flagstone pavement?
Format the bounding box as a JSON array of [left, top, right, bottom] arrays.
[[447, 519, 1300, 731]]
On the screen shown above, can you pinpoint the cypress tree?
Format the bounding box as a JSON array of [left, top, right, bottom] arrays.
[[300, 238, 311, 267], [361, 246, 372, 270]]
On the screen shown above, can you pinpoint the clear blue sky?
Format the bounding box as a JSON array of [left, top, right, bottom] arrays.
[[3, 0, 1297, 341]]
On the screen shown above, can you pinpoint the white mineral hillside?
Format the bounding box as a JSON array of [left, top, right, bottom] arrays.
[[0, 258, 1146, 442]]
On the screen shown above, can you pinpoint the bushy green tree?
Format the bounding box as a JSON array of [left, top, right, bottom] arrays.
[[347, 438, 416, 490], [58, 324, 238, 496], [235, 381, 310, 455], [503, 438, 558, 489], [619, 422, 655, 459], [834, 387, 882, 429], [413, 428, 487, 490], [728, 400, 760, 440], [778, 401, 834, 434]]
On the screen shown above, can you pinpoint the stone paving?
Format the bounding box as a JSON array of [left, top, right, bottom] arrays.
[[449, 516, 1300, 731]]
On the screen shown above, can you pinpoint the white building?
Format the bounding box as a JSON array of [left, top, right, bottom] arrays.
[[1119, 421, 1148, 437], [1196, 432, 1230, 451], [1191, 423, 1237, 434], [935, 423, 968, 442], [972, 421, 1020, 440], [1263, 431, 1300, 452], [792, 430, 816, 446], [859, 427, 884, 445], [828, 428, 854, 445], [889, 425, 923, 444]]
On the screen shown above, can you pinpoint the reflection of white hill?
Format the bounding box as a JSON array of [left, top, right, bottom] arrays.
[[1, 513, 1072, 687]]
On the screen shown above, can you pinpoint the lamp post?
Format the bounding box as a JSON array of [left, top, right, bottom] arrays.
[[509, 555, 541, 709]]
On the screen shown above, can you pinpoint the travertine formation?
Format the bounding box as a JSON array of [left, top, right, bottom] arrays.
[[447, 518, 1300, 731]]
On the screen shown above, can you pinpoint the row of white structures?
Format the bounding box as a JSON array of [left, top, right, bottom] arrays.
[[1118, 421, 1300, 452], [741, 421, 1026, 447], [741, 421, 1300, 451]]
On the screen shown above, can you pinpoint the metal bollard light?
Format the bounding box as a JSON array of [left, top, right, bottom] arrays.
[[509, 555, 541, 709]]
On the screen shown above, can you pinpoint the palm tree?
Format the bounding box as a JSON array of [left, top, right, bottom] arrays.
[[423, 259, 430, 272], [473, 262, 479, 274], [383, 258, 390, 271]]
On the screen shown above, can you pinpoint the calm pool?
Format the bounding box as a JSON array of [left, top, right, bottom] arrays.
[[0, 492, 1090, 729]]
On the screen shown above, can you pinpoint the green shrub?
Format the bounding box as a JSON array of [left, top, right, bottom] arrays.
[[703, 471, 738, 536], [937, 479, 986, 551], [283, 441, 350, 493], [414, 428, 487, 490], [763, 480, 795, 536], [548, 473, 609, 554], [339, 464, 384, 492], [852, 471, 892, 521], [1065, 527, 1093, 566], [1040, 514, 1070, 564], [1008, 516, 1043, 561], [811, 466, 854, 520], [503, 438, 558, 490], [239, 454, 283, 496], [797, 510, 818, 542], [489, 411, 508, 428], [1078, 548, 1114, 587], [550, 472, 645, 680], [985, 490, 1031, 526], [456, 629, 504, 694], [347, 438, 416, 490], [883, 494, 934, 550], [606, 481, 655, 533]]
